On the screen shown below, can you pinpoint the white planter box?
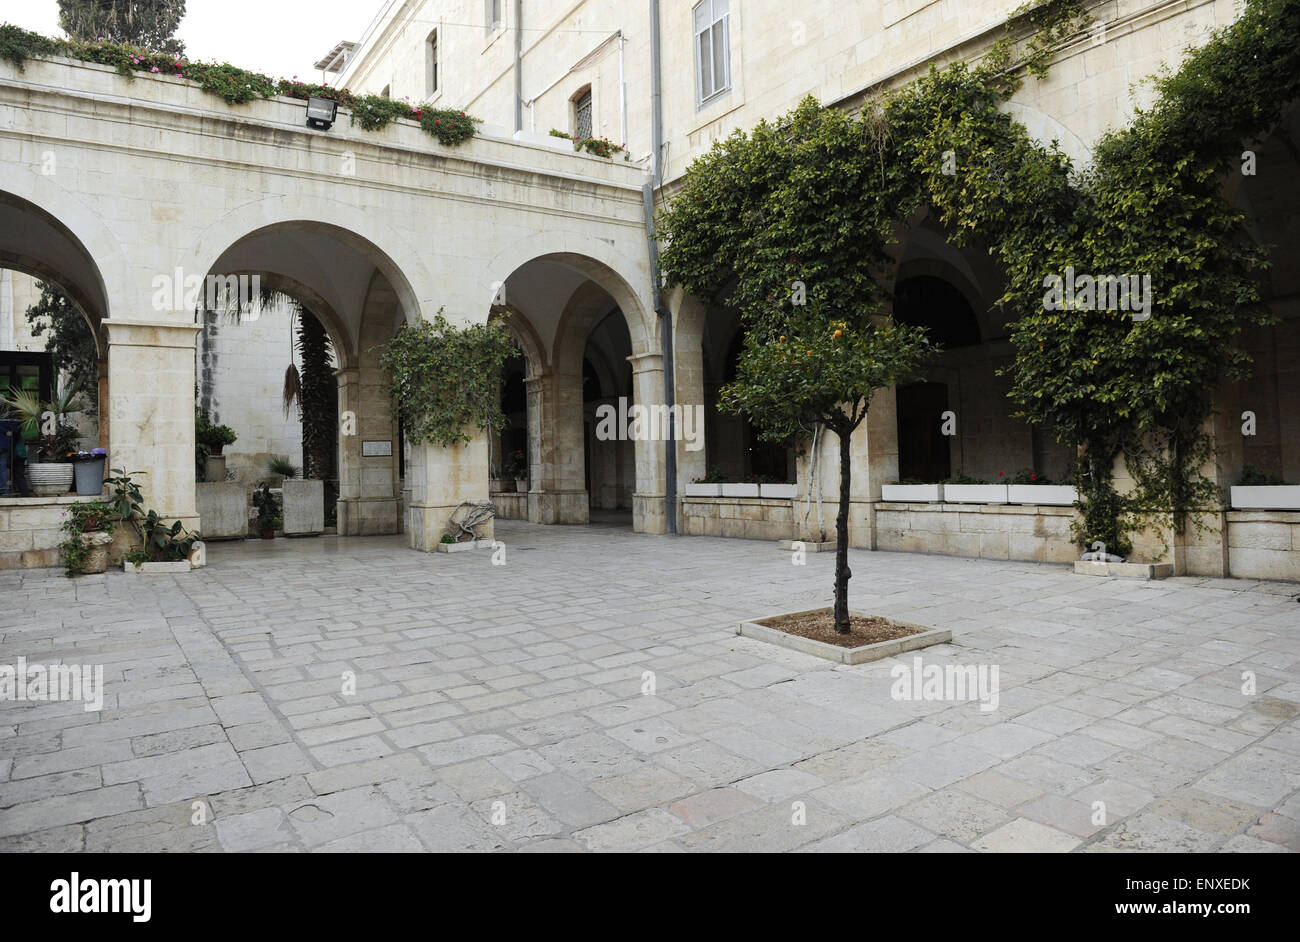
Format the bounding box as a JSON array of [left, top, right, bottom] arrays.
[[1007, 484, 1078, 506], [436, 539, 492, 553], [760, 483, 798, 499], [881, 484, 942, 502], [684, 482, 721, 497], [123, 560, 191, 574], [721, 483, 759, 498], [943, 484, 1009, 504], [1230, 485, 1300, 510]]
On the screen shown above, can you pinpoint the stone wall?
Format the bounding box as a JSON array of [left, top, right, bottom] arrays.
[[874, 501, 1079, 563], [679, 497, 794, 541], [1227, 512, 1300, 581]]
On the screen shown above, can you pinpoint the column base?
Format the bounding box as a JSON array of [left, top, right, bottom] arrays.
[[633, 493, 666, 534], [337, 498, 402, 537], [527, 489, 589, 524]]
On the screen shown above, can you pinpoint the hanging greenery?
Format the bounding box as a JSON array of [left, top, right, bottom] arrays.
[[0, 25, 480, 147]]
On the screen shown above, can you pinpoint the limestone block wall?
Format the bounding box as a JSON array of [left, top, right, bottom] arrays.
[[874, 502, 1079, 563], [679, 497, 794, 541], [1227, 512, 1300, 581]]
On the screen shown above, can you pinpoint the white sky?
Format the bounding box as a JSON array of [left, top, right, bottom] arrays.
[[0, 0, 384, 81]]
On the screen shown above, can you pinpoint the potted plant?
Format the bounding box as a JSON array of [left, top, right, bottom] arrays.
[[252, 483, 281, 539], [59, 499, 119, 575], [1229, 465, 1300, 510], [196, 408, 237, 456], [1004, 468, 1078, 506], [71, 447, 109, 496], [881, 478, 943, 502], [685, 468, 726, 497], [941, 473, 1007, 504], [504, 449, 528, 493], [0, 383, 82, 496]]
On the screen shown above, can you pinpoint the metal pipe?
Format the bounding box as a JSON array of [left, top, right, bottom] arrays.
[[513, 0, 523, 132]]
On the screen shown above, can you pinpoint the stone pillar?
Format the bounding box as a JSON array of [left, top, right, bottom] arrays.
[[671, 288, 709, 493], [105, 320, 201, 527], [335, 360, 401, 536], [525, 367, 588, 523], [629, 352, 667, 533], [406, 433, 493, 549]]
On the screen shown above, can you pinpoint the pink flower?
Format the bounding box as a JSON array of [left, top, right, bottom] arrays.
[[151, 66, 160, 73]]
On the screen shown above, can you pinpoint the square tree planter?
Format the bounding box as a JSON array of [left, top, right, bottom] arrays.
[[1006, 484, 1078, 506], [881, 484, 942, 502], [738, 609, 952, 665], [1230, 485, 1300, 510], [943, 484, 1008, 504]]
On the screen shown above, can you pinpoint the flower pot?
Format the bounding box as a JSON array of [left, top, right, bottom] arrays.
[[208, 442, 225, 456], [942, 484, 1008, 504], [74, 456, 107, 496], [882, 484, 942, 502], [79, 530, 114, 574], [260, 526, 275, 540], [721, 483, 759, 498], [26, 461, 74, 496], [760, 483, 798, 499], [684, 482, 721, 497], [1230, 485, 1300, 510], [1007, 484, 1078, 506], [515, 478, 528, 493], [489, 478, 503, 492]]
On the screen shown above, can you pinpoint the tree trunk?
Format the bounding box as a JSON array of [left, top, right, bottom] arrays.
[[297, 311, 337, 482], [833, 420, 853, 633]]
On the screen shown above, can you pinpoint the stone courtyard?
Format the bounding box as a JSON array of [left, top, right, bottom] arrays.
[[1, 522, 1298, 853]]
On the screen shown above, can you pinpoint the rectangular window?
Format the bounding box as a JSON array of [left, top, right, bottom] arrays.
[[487, 0, 503, 33], [693, 0, 730, 104], [574, 90, 592, 140], [427, 30, 439, 95]]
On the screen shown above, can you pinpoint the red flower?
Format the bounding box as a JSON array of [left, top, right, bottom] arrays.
[[998, 470, 1005, 478], [1030, 473, 1038, 481]]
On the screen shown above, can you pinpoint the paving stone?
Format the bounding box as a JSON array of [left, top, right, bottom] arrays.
[[898, 787, 1010, 843], [734, 768, 825, 802], [973, 817, 1080, 853], [1085, 811, 1223, 852], [518, 772, 621, 828], [798, 815, 935, 853], [239, 743, 315, 784], [572, 807, 693, 852], [0, 783, 142, 838], [406, 803, 510, 852], [215, 807, 294, 851], [286, 787, 398, 847]]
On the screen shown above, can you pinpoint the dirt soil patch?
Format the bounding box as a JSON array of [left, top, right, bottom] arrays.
[[757, 609, 924, 649]]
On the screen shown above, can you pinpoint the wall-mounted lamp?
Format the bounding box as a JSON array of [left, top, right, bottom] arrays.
[[305, 95, 338, 130]]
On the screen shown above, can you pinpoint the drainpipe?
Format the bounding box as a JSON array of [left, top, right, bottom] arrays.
[[643, 0, 675, 534], [618, 30, 627, 149], [513, 0, 523, 132]]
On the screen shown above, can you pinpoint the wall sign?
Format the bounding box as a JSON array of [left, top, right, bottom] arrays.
[[362, 440, 393, 457]]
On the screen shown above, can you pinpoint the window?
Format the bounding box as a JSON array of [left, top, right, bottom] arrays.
[[573, 88, 592, 140], [693, 0, 730, 104], [426, 30, 439, 95], [486, 0, 502, 33], [380, 84, 390, 99]]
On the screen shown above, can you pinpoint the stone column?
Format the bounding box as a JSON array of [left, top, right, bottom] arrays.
[[335, 360, 401, 536], [105, 319, 201, 527], [525, 367, 588, 523], [629, 352, 667, 533]]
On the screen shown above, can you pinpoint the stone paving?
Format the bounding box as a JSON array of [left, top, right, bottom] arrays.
[[1, 520, 1298, 853]]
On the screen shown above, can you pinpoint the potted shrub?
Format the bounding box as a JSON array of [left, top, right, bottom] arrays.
[[71, 447, 109, 496], [504, 449, 528, 494], [941, 472, 1007, 504], [1, 383, 81, 496], [1004, 468, 1078, 506], [1230, 466, 1300, 510], [196, 408, 237, 457], [59, 499, 119, 575], [252, 483, 281, 539], [685, 468, 725, 497]]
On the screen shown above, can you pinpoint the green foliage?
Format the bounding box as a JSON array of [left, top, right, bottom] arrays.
[[58, 499, 118, 575], [252, 482, 281, 530], [0, 25, 481, 146], [0, 382, 82, 461], [57, 0, 187, 56], [380, 311, 517, 449], [267, 455, 300, 478], [194, 408, 236, 451], [1237, 465, 1287, 486], [549, 128, 624, 158], [1002, 468, 1051, 485], [439, 533, 456, 544], [24, 282, 98, 413], [106, 468, 198, 561]]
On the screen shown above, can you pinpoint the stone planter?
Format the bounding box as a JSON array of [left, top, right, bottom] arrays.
[[1074, 560, 1173, 580], [282, 479, 324, 536], [1007, 484, 1077, 506], [79, 530, 114, 574], [737, 610, 952, 665], [26, 462, 74, 496], [721, 483, 759, 498], [778, 539, 836, 552], [760, 483, 798, 499], [684, 482, 722, 497], [943, 484, 1008, 504], [436, 539, 488, 553], [1230, 485, 1300, 510], [73, 456, 106, 496], [123, 559, 191, 574], [514, 478, 528, 493], [204, 454, 227, 483], [882, 484, 942, 502], [489, 478, 503, 492]]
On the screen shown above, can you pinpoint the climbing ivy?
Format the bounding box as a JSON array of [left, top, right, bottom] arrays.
[[0, 25, 479, 146], [660, 0, 1298, 558]]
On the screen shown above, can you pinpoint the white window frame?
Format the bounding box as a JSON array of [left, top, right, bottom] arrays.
[[693, 0, 731, 107], [426, 29, 439, 97], [486, 0, 504, 35]]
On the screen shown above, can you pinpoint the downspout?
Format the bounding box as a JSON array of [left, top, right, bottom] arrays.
[[643, 0, 676, 534], [618, 30, 627, 149], [513, 0, 523, 132]]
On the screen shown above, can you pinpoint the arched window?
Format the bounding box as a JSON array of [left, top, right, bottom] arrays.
[[573, 87, 592, 140], [426, 30, 439, 96], [380, 84, 390, 99]]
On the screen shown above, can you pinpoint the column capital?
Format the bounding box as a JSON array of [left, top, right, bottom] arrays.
[[104, 318, 201, 349], [627, 352, 664, 372]]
